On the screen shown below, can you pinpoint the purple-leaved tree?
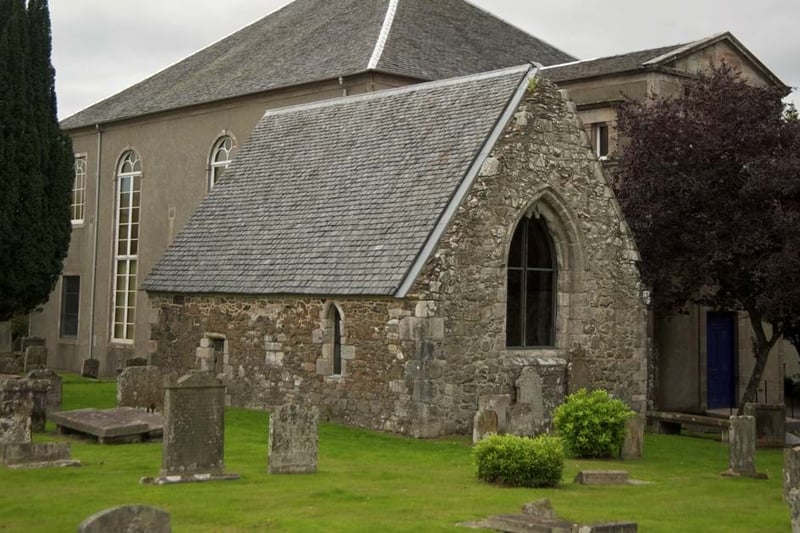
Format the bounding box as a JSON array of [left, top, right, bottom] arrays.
[[615, 64, 800, 413]]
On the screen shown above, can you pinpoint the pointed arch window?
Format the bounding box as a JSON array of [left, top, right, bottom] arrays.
[[506, 215, 556, 347], [71, 156, 87, 223], [112, 150, 142, 342], [209, 135, 236, 189], [330, 305, 343, 375]]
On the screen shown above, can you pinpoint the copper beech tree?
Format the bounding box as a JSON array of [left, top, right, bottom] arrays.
[[614, 64, 800, 412]]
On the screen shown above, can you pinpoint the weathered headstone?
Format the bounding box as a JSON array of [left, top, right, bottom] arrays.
[[723, 415, 767, 479], [516, 366, 544, 406], [117, 366, 166, 411], [268, 404, 319, 474], [78, 505, 171, 533], [789, 489, 800, 533], [472, 409, 498, 444], [141, 371, 238, 484], [26, 369, 62, 412], [0, 378, 48, 432], [621, 413, 645, 460], [478, 394, 511, 433], [574, 470, 630, 485], [23, 346, 47, 372], [81, 358, 100, 379], [744, 403, 785, 448], [52, 407, 163, 444], [0, 400, 31, 445], [785, 446, 800, 503], [568, 355, 591, 394]]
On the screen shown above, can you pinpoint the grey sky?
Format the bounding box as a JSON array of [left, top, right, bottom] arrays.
[[51, 0, 799, 120]]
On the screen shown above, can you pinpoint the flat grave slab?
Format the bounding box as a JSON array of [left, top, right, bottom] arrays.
[[51, 407, 164, 444]]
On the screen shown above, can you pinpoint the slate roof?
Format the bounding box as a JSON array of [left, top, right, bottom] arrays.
[[542, 43, 688, 83], [142, 65, 533, 296], [62, 0, 573, 130]]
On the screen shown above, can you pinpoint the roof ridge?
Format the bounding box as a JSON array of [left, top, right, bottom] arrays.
[[368, 0, 399, 70], [541, 42, 690, 72], [264, 64, 532, 118]]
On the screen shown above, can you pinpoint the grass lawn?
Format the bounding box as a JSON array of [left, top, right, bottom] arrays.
[[0, 374, 791, 532]]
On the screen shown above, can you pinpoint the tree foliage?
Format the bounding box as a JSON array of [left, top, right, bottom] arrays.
[[0, 0, 73, 321], [615, 64, 800, 410]]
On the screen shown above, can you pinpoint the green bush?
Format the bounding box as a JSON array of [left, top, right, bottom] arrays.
[[553, 388, 633, 458], [473, 434, 564, 488]]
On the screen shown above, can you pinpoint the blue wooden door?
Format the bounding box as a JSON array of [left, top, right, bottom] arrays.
[[707, 312, 736, 409]]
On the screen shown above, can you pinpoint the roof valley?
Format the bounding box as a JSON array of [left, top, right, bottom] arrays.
[[367, 0, 400, 70]]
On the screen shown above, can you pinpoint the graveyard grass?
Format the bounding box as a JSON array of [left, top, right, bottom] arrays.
[[0, 375, 789, 532]]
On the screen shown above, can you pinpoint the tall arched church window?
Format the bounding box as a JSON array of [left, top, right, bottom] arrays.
[[506, 215, 556, 347], [112, 150, 142, 342], [209, 135, 236, 189]]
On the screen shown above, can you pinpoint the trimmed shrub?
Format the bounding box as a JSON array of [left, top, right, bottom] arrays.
[[553, 388, 633, 458], [473, 434, 564, 488]]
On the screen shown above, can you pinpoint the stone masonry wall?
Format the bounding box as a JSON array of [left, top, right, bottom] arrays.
[[403, 78, 648, 434], [146, 79, 647, 438]]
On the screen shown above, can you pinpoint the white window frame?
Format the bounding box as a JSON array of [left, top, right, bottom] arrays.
[[111, 150, 142, 343], [208, 134, 236, 190], [71, 155, 87, 224], [593, 122, 609, 159]]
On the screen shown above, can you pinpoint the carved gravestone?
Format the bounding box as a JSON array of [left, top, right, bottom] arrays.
[[142, 371, 238, 484], [723, 415, 766, 479], [786, 446, 800, 503], [268, 404, 319, 474], [0, 378, 48, 432], [81, 358, 100, 379], [26, 369, 62, 412], [509, 367, 545, 436], [23, 346, 47, 372], [790, 489, 800, 533], [78, 505, 171, 533], [621, 413, 645, 460], [472, 409, 498, 444], [117, 366, 166, 411], [478, 394, 511, 434], [0, 400, 31, 445]]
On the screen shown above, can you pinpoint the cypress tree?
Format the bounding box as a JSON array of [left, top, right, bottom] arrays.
[[0, 0, 73, 321]]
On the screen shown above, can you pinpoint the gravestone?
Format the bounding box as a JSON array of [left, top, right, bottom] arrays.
[[23, 346, 47, 372], [743, 403, 785, 448], [117, 366, 167, 411], [0, 378, 48, 432], [78, 505, 171, 533], [0, 400, 31, 445], [268, 404, 319, 474], [141, 371, 238, 484], [621, 413, 645, 460], [81, 358, 100, 379], [785, 446, 800, 503], [478, 394, 511, 434], [790, 489, 800, 533], [574, 470, 630, 485], [26, 369, 62, 412], [723, 415, 767, 479], [472, 409, 498, 444]]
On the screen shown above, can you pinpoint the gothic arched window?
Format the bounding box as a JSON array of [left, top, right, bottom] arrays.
[[209, 135, 236, 189], [506, 215, 556, 347]]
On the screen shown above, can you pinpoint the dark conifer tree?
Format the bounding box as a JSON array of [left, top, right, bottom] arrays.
[[0, 0, 73, 321]]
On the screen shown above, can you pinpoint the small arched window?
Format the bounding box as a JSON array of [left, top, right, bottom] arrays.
[[209, 135, 236, 189], [506, 215, 556, 348], [330, 305, 343, 375]]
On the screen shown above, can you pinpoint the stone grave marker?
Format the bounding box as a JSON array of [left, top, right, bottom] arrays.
[[81, 358, 100, 379], [478, 394, 511, 434], [786, 446, 800, 503], [0, 397, 78, 468], [0, 378, 48, 431], [268, 404, 319, 474], [117, 366, 167, 411], [26, 369, 62, 412], [472, 409, 498, 444], [78, 505, 171, 533], [789, 489, 800, 533], [574, 470, 630, 485], [23, 346, 47, 372], [51, 407, 163, 444], [723, 415, 767, 479], [141, 371, 238, 484], [621, 413, 645, 460], [0, 399, 31, 445]]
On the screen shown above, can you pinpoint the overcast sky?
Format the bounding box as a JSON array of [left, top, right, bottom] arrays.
[[50, 0, 799, 120]]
